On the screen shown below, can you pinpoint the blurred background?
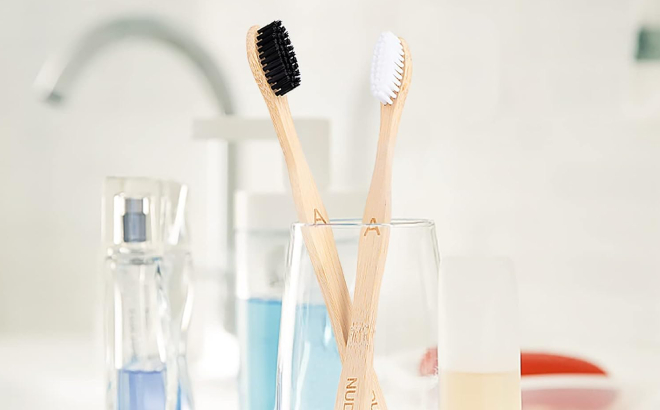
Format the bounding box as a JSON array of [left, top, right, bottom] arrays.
[[2, 0, 660, 408]]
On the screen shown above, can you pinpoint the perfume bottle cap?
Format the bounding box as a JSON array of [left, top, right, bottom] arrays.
[[122, 197, 147, 243], [103, 177, 188, 250]]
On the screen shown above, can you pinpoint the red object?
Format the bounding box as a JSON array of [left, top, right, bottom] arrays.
[[419, 347, 437, 376], [521, 353, 607, 377], [418, 349, 607, 377]]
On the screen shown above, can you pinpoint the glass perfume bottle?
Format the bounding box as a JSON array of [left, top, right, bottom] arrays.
[[103, 178, 193, 410]]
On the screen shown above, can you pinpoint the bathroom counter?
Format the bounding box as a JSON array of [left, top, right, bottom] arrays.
[[2, 333, 659, 409], [0, 335, 239, 409]]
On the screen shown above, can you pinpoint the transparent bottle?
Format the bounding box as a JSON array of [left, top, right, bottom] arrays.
[[103, 177, 193, 410], [235, 228, 288, 409], [234, 196, 289, 410], [234, 192, 364, 410]]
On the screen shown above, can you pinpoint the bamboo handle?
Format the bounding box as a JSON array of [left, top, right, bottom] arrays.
[[334, 38, 412, 410], [246, 26, 388, 409]]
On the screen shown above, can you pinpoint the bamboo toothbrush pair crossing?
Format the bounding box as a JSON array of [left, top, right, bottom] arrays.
[[246, 21, 412, 410]]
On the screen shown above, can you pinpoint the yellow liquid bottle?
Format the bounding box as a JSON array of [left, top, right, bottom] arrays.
[[438, 258, 522, 410], [440, 371, 521, 410]]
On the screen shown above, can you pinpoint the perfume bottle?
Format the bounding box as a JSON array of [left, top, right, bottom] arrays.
[[103, 178, 193, 410]]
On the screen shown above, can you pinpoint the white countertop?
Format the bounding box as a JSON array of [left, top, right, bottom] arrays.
[[2, 334, 659, 409], [0, 336, 238, 410]]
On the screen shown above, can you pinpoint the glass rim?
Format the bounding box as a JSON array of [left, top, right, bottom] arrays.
[[292, 218, 434, 229]]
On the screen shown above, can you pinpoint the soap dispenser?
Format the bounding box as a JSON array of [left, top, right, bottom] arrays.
[[219, 119, 364, 410], [234, 189, 363, 410], [193, 117, 364, 409]]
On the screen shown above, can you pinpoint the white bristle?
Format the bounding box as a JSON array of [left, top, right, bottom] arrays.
[[370, 32, 404, 105]]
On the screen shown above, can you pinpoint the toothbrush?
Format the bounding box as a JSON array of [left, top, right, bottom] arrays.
[[334, 32, 412, 410], [246, 21, 388, 409]]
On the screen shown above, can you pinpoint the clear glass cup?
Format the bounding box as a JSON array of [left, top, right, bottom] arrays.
[[276, 219, 440, 410]]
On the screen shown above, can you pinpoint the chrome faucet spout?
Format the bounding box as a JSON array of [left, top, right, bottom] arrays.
[[34, 15, 234, 114]]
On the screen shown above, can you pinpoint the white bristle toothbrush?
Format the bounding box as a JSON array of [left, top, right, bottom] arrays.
[[245, 21, 388, 409], [334, 31, 412, 410]]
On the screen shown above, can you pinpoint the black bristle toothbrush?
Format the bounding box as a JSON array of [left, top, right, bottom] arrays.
[[245, 21, 388, 409]]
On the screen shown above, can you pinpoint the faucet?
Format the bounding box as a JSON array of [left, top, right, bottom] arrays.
[[35, 15, 240, 334], [34, 15, 235, 114]]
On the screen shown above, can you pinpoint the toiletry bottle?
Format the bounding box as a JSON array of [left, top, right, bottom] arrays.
[[235, 191, 364, 410], [438, 258, 521, 410], [191, 117, 364, 409], [234, 192, 289, 410], [103, 178, 185, 410]]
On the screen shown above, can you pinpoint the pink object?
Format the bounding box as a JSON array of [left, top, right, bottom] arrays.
[[521, 375, 618, 410]]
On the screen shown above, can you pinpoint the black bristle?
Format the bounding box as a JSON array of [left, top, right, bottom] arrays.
[[256, 20, 301, 96]]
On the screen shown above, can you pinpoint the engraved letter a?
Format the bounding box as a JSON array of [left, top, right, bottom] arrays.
[[364, 217, 381, 236], [313, 208, 327, 224]]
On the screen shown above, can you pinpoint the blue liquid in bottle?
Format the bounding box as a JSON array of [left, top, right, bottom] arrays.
[[117, 369, 167, 410], [290, 304, 342, 410], [117, 369, 185, 410], [238, 298, 282, 410], [238, 298, 342, 410]]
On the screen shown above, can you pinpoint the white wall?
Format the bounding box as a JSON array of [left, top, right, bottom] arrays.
[[1, 0, 659, 378]]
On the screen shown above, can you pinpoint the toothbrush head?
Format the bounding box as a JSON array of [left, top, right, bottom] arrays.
[[370, 31, 405, 105], [256, 20, 301, 96]]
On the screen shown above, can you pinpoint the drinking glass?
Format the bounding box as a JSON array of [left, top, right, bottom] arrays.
[[276, 219, 440, 410]]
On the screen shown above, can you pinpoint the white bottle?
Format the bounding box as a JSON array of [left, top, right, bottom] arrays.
[[438, 257, 521, 410]]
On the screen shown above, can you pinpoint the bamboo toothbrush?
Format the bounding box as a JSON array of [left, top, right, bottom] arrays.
[[246, 21, 388, 409], [334, 32, 412, 410]]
